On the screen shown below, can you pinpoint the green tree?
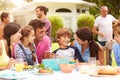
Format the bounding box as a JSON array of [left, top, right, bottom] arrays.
[[0, 0, 15, 11], [84, 0, 120, 18]]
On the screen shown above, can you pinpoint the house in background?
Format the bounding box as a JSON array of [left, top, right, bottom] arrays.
[[12, 0, 95, 32]]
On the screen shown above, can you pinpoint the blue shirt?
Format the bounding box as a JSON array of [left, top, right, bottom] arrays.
[[113, 43, 120, 66], [74, 41, 90, 62]]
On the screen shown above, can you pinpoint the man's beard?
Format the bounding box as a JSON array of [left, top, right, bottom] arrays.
[[37, 16, 40, 18], [37, 15, 42, 18]]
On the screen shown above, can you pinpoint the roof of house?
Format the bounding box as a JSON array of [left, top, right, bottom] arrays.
[[11, 0, 96, 15]]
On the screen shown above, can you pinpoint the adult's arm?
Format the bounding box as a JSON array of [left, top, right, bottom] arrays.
[[92, 26, 104, 38], [98, 45, 104, 65]]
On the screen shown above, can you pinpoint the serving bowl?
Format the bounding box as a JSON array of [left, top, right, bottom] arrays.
[[60, 64, 74, 73]]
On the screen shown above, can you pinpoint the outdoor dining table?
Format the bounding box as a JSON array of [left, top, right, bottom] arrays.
[[0, 68, 120, 80]]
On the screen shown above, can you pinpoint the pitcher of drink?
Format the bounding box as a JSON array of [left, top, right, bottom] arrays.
[[15, 58, 24, 72]]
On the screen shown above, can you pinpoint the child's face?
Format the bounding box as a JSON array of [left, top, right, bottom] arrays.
[[27, 30, 35, 43], [114, 33, 120, 44], [58, 36, 70, 48]]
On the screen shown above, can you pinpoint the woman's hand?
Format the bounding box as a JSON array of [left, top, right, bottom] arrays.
[[7, 58, 15, 69]]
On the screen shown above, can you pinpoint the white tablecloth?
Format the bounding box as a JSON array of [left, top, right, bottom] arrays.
[[0, 69, 120, 80]]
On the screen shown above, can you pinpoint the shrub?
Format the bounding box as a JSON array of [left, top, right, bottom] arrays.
[[77, 14, 95, 29], [48, 14, 64, 42], [77, 14, 97, 41]]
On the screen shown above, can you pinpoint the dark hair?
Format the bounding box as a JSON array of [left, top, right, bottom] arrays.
[[0, 12, 9, 22], [21, 26, 34, 41], [20, 26, 35, 57], [28, 19, 45, 31], [3, 22, 21, 57], [35, 6, 48, 15], [76, 27, 101, 59]]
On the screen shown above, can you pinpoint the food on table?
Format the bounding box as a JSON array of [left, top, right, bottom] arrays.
[[15, 63, 24, 72], [38, 68, 53, 73], [60, 64, 74, 73], [24, 65, 34, 70], [35, 63, 53, 73], [69, 60, 76, 64], [36, 63, 45, 69], [97, 66, 119, 75]]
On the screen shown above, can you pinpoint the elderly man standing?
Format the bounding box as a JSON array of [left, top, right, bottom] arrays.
[[92, 6, 116, 65]]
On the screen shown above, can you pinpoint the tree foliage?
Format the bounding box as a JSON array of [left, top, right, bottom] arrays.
[[84, 0, 120, 18], [48, 14, 64, 42], [0, 0, 15, 11], [77, 14, 95, 29]]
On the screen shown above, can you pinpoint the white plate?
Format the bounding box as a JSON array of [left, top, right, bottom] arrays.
[[0, 73, 27, 79], [33, 71, 53, 75], [89, 73, 118, 77]]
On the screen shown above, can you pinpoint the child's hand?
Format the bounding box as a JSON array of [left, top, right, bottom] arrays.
[[49, 53, 59, 58]]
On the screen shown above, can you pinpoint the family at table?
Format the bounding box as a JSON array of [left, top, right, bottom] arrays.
[[0, 5, 120, 75]]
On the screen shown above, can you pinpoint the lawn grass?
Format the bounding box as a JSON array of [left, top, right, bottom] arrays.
[[52, 43, 59, 52]]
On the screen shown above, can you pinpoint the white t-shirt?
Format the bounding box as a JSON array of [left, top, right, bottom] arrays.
[[94, 14, 116, 41], [53, 46, 75, 60]]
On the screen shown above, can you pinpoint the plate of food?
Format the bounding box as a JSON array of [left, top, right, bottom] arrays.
[[33, 68, 53, 75], [35, 63, 45, 69], [89, 66, 120, 77], [24, 65, 34, 71]]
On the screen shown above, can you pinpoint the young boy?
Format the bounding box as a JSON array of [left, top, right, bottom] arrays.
[[53, 28, 83, 62]]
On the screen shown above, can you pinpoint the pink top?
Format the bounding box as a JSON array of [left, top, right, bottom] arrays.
[[36, 35, 51, 63], [41, 18, 51, 37]]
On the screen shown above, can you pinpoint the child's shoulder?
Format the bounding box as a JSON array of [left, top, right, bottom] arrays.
[[52, 48, 59, 54], [68, 46, 77, 51]]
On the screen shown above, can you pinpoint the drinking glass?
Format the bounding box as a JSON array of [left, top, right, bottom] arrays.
[[88, 57, 96, 66], [88, 57, 97, 73], [15, 58, 24, 72]]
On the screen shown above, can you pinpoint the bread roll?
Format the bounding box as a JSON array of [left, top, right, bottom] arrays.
[[97, 66, 118, 75]]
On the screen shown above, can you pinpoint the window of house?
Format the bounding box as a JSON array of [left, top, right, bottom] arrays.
[[56, 8, 71, 12], [82, 9, 86, 13], [77, 8, 80, 13]]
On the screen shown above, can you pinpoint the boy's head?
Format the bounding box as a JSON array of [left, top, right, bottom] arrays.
[[57, 28, 72, 39], [56, 28, 72, 46]]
